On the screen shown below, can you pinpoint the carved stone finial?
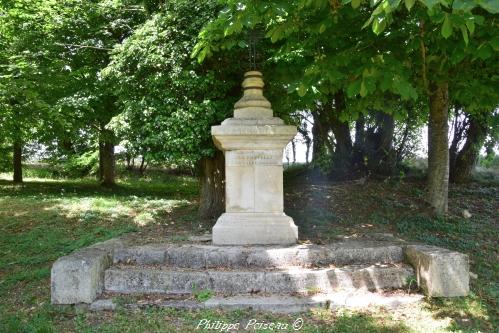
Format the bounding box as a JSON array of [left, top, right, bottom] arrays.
[[234, 71, 273, 119]]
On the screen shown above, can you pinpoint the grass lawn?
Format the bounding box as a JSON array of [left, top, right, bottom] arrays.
[[0, 166, 497, 332]]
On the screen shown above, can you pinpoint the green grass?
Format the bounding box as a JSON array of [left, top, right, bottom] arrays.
[[285, 166, 497, 332], [0, 165, 497, 332]]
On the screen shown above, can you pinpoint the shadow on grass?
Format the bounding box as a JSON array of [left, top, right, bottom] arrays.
[[424, 296, 495, 333], [0, 306, 414, 333], [322, 311, 411, 333], [0, 176, 202, 301], [0, 175, 199, 199]]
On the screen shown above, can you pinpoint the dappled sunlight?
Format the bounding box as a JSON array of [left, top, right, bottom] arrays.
[[0, 169, 496, 331], [308, 307, 413, 332], [43, 196, 193, 228], [308, 303, 455, 333], [424, 296, 492, 331]]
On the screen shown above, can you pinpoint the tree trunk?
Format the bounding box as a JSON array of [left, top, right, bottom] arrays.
[[428, 82, 449, 214], [98, 142, 104, 181], [450, 115, 487, 183], [354, 114, 365, 148], [448, 107, 468, 171], [311, 110, 328, 164], [396, 119, 411, 163], [125, 154, 132, 170], [305, 140, 311, 164], [13, 141, 23, 183], [330, 92, 353, 176], [352, 114, 366, 172], [291, 139, 296, 164], [59, 139, 74, 156], [198, 150, 225, 219], [99, 129, 115, 187], [139, 155, 147, 175], [372, 112, 396, 175], [298, 127, 311, 164]]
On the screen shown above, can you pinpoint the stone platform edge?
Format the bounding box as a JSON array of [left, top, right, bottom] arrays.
[[50, 238, 470, 305], [51, 238, 125, 304]]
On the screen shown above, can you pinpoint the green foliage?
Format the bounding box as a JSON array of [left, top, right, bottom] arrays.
[[193, 289, 214, 302], [396, 214, 476, 251], [104, 0, 243, 165], [0, 0, 57, 149], [479, 154, 499, 169], [0, 0, 147, 182], [314, 146, 335, 175], [55, 150, 100, 178], [0, 147, 12, 172], [194, 0, 497, 128]]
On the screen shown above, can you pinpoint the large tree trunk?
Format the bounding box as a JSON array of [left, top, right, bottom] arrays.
[[448, 108, 467, 171], [13, 141, 22, 183], [99, 129, 115, 187], [329, 114, 352, 175], [370, 112, 396, 175], [330, 92, 353, 177], [450, 115, 487, 183], [311, 108, 331, 164], [199, 150, 225, 219], [352, 114, 366, 172], [396, 119, 411, 163], [428, 82, 449, 214]]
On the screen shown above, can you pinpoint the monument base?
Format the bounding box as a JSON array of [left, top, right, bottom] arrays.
[[212, 213, 298, 245]]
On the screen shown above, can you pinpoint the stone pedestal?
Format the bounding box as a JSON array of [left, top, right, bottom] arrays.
[[211, 71, 298, 245]]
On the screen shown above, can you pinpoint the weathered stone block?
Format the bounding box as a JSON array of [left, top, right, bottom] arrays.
[[345, 264, 413, 290], [326, 242, 404, 266], [265, 269, 332, 293], [90, 299, 116, 311], [245, 247, 302, 267], [166, 245, 206, 269], [212, 213, 298, 245], [51, 248, 112, 304], [405, 245, 469, 297], [114, 245, 167, 265], [205, 246, 248, 268], [209, 271, 265, 294]]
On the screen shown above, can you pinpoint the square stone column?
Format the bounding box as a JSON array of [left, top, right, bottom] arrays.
[[211, 71, 298, 245]]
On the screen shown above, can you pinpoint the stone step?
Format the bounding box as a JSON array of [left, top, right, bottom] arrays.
[[90, 291, 424, 314], [203, 292, 424, 313], [104, 263, 414, 295], [112, 240, 405, 269]]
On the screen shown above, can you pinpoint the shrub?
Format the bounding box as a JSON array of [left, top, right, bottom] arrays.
[[50, 150, 100, 178], [0, 147, 12, 172]]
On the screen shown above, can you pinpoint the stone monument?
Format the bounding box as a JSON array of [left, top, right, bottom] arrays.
[[211, 71, 298, 245], [50, 73, 470, 311]]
